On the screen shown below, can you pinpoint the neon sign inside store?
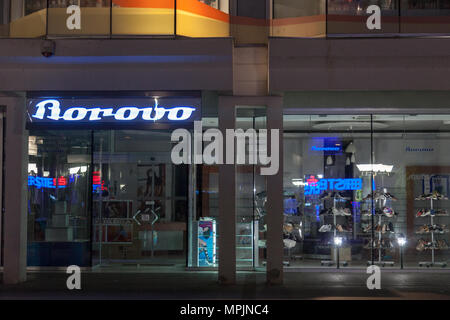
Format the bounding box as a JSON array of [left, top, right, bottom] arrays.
[[311, 146, 341, 152], [28, 176, 67, 189], [28, 172, 108, 192], [304, 176, 362, 195]]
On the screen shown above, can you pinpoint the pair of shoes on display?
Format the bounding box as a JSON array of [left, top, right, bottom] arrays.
[[336, 224, 351, 232], [416, 224, 448, 234], [318, 224, 350, 233], [332, 207, 352, 216], [384, 222, 395, 233], [416, 239, 437, 251], [416, 208, 448, 217], [382, 207, 395, 217], [362, 223, 394, 233], [371, 207, 395, 217], [363, 192, 398, 201], [364, 239, 394, 249], [437, 239, 449, 250], [415, 191, 448, 200]]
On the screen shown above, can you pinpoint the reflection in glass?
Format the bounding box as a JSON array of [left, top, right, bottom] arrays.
[[27, 130, 92, 266], [272, 0, 326, 38], [92, 130, 189, 267]]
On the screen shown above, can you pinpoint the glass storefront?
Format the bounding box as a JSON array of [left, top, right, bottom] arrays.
[[27, 130, 92, 266], [26, 95, 203, 268], [25, 97, 450, 270], [282, 114, 450, 268], [28, 129, 192, 268]]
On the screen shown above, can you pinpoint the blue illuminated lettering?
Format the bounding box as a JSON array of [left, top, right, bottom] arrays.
[[304, 178, 363, 195], [311, 146, 341, 152]]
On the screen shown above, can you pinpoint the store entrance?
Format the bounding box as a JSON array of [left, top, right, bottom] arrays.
[[92, 130, 189, 268]]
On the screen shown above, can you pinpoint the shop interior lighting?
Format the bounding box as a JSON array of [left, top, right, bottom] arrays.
[[356, 164, 393, 173], [397, 236, 407, 247], [334, 236, 343, 247], [292, 179, 305, 187], [28, 163, 37, 173]]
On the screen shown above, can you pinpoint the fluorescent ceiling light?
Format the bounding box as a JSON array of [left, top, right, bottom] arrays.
[[28, 163, 37, 173], [356, 164, 393, 173], [292, 179, 304, 187], [69, 167, 80, 174]]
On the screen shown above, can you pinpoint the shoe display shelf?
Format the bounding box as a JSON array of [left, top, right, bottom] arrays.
[[320, 196, 350, 267], [363, 193, 396, 267], [415, 195, 449, 268]]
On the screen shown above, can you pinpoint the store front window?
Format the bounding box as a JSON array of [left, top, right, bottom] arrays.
[[92, 130, 189, 267], [27, 130, 92, 266], [26, 95, 201, 268], [283, 114, 450, 269]]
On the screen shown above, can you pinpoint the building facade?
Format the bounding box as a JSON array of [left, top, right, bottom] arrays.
[[1, 0, 450, 285]]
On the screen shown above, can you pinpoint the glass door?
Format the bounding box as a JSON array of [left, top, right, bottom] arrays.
[[92, 130, 189, 268]]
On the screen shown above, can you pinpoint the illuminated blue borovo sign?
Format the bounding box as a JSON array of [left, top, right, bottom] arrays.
[[27, 98, 201, 126]]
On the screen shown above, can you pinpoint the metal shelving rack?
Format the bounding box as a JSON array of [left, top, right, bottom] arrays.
[[321, 197, 349, 267], [364, 195, 395, 267], [417, 197, 449, 268]]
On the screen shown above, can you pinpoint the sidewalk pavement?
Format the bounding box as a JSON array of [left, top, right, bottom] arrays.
[[1, 270, 449, 300]]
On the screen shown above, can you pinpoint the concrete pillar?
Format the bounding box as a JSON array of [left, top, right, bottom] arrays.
[[2, 97, 28, 284], [218, 97, 236, 285], [265, 97, 283, 285]]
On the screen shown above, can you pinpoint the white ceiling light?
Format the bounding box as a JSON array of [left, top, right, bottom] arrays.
[[292, 179, 305, 187], [345, 142, 356, 153], [312, 122, 388, 130], [356, 164, 393, 173], [28, 163, 37, 173], [69, 167, 80, 174], [326, 155, 333, 166]]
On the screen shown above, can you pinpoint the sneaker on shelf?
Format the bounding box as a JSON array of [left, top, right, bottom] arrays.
[[332, 207, 340, 216], [388, 222, 394, 233], [383, 207, 395, 217], [438, 239, 449, 250], [362, 193, 372, 201], [319, 208, 331, 216], [361, 210, 372, 216], [416, 209, 426, 217], [374, 192, 386, 201], [375, 224, 382, 233], [416, 225, 428, 234], [416, 239, 425, 251], [319, 224, 332, 232], [415, 193, 431, 200], [431, 190, 448, 200], [336, 224, 344, 232], [363, 224, 372, 233], [341, 208, 352, 216], [435, 209, 448, 216], [334, 192, 350, 200], [382, 224, 386, 234], [384, 192, 398, 201], [424, 241, 435, 250]]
